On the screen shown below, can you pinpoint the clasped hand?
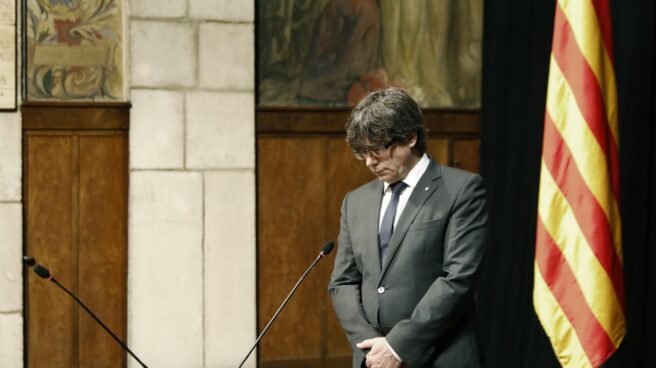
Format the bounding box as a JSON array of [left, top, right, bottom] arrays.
[[357, 337, 403, 368]]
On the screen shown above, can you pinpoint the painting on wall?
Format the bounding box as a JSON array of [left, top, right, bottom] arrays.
[[257, 0, 483, 108], [25, 0, 123, 101]]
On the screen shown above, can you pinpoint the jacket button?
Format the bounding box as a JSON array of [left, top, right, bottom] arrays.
[[377, 287, 385, 294]]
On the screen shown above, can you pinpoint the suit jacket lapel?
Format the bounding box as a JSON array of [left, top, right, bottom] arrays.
[[380, 160, 442, 277]]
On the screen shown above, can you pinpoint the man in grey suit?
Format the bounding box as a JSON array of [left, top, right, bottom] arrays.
[[329, 88, 488, 368]]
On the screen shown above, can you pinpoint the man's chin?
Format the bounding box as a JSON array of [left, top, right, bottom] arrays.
[[375, 174, 396, 183]]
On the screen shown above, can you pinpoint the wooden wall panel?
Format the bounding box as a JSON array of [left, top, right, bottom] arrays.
[[452, 139, 481, 173], [258, 137, 327, 361], [427, 138, 450, 166], [78, 135, 128, 368], [26, 135, 77, 368], [24, 103, 129, 368]]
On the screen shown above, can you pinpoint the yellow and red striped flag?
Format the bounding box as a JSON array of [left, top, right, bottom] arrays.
[[534, 0, 625, 367]]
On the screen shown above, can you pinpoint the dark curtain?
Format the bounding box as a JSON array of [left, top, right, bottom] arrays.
[[478, 0, 656, 367]]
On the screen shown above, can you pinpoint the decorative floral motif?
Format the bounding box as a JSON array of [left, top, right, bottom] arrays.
[[27, 0, 123, 100], [53, 19, 82, 45]]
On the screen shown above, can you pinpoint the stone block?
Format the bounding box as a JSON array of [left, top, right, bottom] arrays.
[[131, 21, 195, 88], [130, 89, 184, 169], [190, 0, 254, 22], [129, 171, 203, 368], [0, 113, 20, 201], [199, 23, 254, 90], [0, 204, 21, 312], [185, 91, 254, 169], [0, 314, 23, 368], [130, 0, 186, 18], [204, 170, 256, 367]]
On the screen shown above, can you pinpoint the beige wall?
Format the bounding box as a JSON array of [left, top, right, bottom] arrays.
[[128, 0, 256, 367], [0, 1, 256, 367], [0, 0, 23, 364], [0, 113, 22, 368]]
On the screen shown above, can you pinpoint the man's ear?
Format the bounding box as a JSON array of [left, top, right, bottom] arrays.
[[408, 132, 417, 148]]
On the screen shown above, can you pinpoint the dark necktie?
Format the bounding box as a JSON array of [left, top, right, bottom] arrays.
[[379, 181, 408, 266]]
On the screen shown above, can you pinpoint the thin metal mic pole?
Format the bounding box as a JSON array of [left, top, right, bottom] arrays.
[[238, 250, 330, 368], [47, 278, 148, 368]]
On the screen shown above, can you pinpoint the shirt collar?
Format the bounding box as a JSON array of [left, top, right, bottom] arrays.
[[383, 153, 430, 192]]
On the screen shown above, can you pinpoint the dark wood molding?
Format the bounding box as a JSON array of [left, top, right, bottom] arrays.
[[21, 102, 131, 130], [257, 105, 479, 113], [21, 101, 131, 108], [256, 107, 480, 135]]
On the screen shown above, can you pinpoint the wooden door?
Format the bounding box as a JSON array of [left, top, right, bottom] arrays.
[[23, 103, 129, 368], [256, 108, 480, 367]]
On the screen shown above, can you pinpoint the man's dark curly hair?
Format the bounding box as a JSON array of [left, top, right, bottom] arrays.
[[345, 87, 427, 156]]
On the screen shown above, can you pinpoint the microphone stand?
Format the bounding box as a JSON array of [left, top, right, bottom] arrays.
[[238, 243, 334, 368], [48, 277, 149, 368], [28, 261, 148, 368]]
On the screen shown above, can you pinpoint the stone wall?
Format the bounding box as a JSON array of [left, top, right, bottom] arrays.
[[0, 0, 22, 359], [0, 113, 22, 367], [128, 0, 256, 367]]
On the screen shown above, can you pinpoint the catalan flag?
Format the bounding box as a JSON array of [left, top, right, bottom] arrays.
[[533, 0, 626, 367]]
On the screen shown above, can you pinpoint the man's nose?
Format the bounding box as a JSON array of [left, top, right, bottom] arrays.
[[365, 153, 377, 167]]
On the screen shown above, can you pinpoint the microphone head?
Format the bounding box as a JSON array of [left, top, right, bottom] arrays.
[[322, 241, 335, 255], [23, 256, 36, 267], [33, 264, 52, 279]]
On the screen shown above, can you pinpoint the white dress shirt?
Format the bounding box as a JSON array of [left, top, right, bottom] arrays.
[[379, 153, 430, 230]]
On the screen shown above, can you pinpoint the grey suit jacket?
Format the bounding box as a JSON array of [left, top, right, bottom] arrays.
[[329, 160, 488, 367]]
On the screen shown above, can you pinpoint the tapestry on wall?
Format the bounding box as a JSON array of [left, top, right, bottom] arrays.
[[26, 0, 123, 100], [257, 0, 482, 108]]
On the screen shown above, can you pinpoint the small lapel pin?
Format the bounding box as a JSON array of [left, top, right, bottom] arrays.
[[425, 186, 430, 191]]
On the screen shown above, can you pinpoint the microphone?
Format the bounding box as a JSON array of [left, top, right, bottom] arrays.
[[321, 241, 335, 256], [23, 256, 36, 267], [237, 241, 335, 368], [25, 256, 149, 368], [33, 264, 52, 280]]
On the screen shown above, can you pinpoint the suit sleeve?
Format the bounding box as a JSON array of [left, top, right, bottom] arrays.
[[385, 174, 488, 366], [328, 193, 382, 351]]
